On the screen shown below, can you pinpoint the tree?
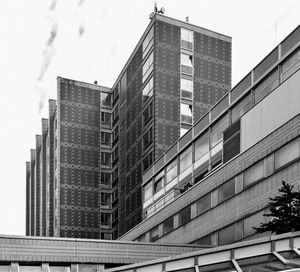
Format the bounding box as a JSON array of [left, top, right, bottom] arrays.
[[254, 181, 300, 234]]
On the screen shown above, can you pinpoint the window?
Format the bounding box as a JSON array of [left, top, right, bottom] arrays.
[[194, 132, 209, 161], [181, 78, 193, 99], [101, 213, 111, 226], [143, 52, 154, 82], [180, 146, 192, 173], [143, 77, 154, 103], [143, 27, 154, 58], [101, 152, 111, 166], [112, 167, 118, 181], [143, 102, 153, 125], [137, 233, 146, 242], [196, 193, 211, 215], [243, 161, 264, 188], [223, 120, 241, 163], [101, 172, 111, 185], [150, 225, 159, 242], [166, 159, 178, 184], [254, 69, 279, 104], [154, 171, 164, 194], [180, 127, 189, 137], [178, 206, 191, 226], [274, 138, 300, 169], [100, 92, 111, 108], [181, 28, 193, 50], [112, 146, 118, 162], [162, 216, 174, 235], [211, 114, 229, 147], [143, 181, 153, 202], [143, 128, 153, 150], [101, 193, 110, 207], [193, 234, 211, 246], [231, 93, 252, 123], [181, 53, 193, 67], [112, 105, 119, 121], [112, 125, 119, 141], [243, 210, 265, 237], [120, 72, 127, 102], [101, 112, 111, 124], [143, 152, 153, 172], [218, 178, 235, 203], [218, 223, 235, 245], [101, 132, 111, 146], [181, 103, 193, 124], [181, 53, 193, 75]]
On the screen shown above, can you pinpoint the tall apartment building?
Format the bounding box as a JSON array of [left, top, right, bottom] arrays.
[[26, 12, 231, 239], [118, 25, 300, 246], [112, 13, 231, 237]]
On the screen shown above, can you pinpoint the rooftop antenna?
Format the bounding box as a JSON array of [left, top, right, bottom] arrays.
[[149, 2, 165, 19]]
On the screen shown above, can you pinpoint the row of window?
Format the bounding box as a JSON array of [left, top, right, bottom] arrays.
[[146, 41, 300, 189], [180, 28, 194, 137], [194, 208, 270, 247], [143, 115, 229, 205], [139, 137, 300, 243]]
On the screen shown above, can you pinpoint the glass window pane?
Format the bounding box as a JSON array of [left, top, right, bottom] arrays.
[[143, 27, 154, 58], [181, 103, 193, 124], [181, 28, 193, 42], [20, 267, 41, 272], [218, 178, 235, 203], [211, 114, 229, 147], [100, 92, 111, 107], [199, 261, 235, 272], [218, 224, 235, 245], [50, 267, 70, 272], [244, 210, 265, 237], [196, 193, 211, 215], [144, 181, 153, 201], [78, 265, 98, 272], [166, 160, 178, 184], [181, 78, 193, 91], [275, 139, 300, 169], [162, 216, 174, 235], [194, 234, 211, 246], [179, 205, 191, 226], [150, 225, 159, 241], [101, 132, 111, 146], [244, 161, 264, 188], [194, 132, 209, 161], [180, 146, 192, 173], [181, 53, 193, 67], [154, 171, 164, 193], [143, 77, 154, 102], [143, 52, 154, 82], [180, 127, 189, 137]]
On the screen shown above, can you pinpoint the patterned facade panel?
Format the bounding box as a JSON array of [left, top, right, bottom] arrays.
[[57, 78, 101, 239], [194, 32, 231, 122], [155, 20, 180, 156]]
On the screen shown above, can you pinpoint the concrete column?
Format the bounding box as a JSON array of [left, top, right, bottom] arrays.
[[42, 263, 49, 272], [71, 264, 78, 272], [11, 263, 19, 272]]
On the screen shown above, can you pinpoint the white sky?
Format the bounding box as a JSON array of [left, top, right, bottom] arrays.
[[0, 0, 299, 236]]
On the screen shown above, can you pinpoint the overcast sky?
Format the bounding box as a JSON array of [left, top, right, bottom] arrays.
[[0, 0, 299, 236]]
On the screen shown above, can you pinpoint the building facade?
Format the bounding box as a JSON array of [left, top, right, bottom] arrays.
[[26, 12, 231, 239], [112, 13, 231, 237], [118, 25, 300, 246]]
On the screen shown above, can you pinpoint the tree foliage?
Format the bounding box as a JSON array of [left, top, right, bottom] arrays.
[[254, 181, 300, 234]]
